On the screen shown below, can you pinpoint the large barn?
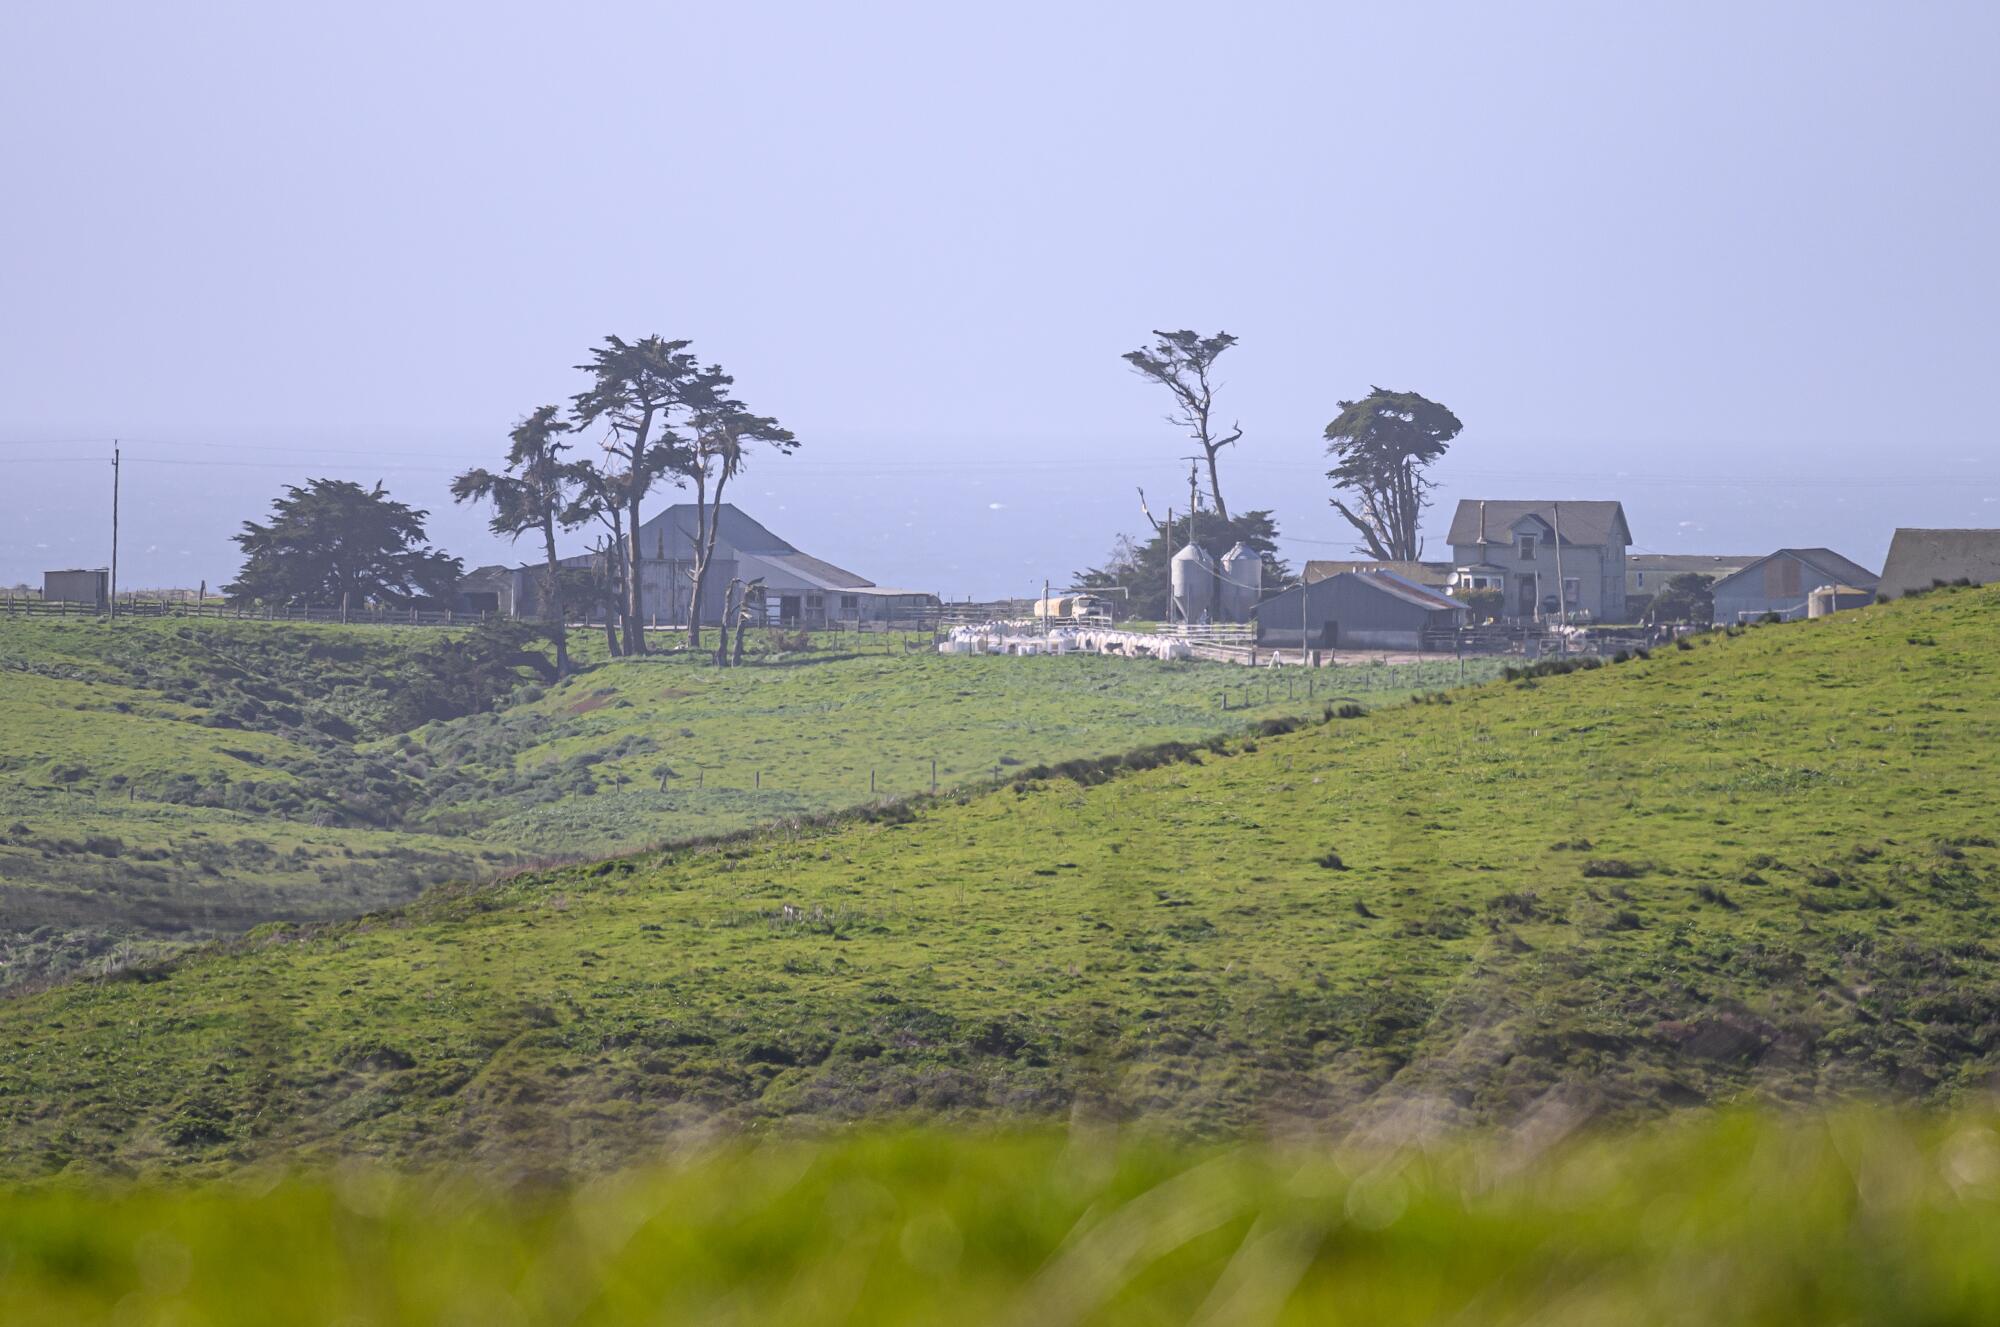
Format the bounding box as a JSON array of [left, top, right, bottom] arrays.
[[1709, 548, 1878, 623], [1251, 570, 1466, 650]]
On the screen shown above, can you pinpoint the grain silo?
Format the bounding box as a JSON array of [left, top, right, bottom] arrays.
[[1170, 542, 1217, 624], [1218, 542, 1262, 622]]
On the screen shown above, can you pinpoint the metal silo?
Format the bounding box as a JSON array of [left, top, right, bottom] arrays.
[[1170, 542, 1217, 625], [1218, 541, 1262, 622]]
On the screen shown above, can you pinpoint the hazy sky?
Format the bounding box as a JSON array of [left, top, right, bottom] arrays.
[[4, 2, 1996, 598]]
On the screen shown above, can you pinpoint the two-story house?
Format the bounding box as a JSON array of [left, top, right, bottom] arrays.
[[1445, 499, 1634, 621]]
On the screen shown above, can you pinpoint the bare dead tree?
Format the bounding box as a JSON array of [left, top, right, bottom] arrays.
[[731, 577, 764, 666]]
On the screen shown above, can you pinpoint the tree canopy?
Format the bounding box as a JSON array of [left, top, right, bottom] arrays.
[[569, 335, 729, 653], [679, 398, 799, 648], [1645, 572, 1716, 624], [452, 405, 580, 675], [225, 479, 462, 608], [1324, 387, 1462, 561]]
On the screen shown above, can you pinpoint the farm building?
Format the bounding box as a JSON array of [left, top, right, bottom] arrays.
[[1710, 549, 1878, 623], [1303, 560, 1454, 591], [1877, 529, 2000, 599], [1251, 570, 1466, 650], [1808, 585, 1874, 617], [1446, 500, 1633, 621], [42, 569, 107, 609], [453, 565, 529, 617], [485, 504, 938, 629]]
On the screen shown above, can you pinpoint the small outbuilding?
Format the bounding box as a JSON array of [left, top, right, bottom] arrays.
[[453, 565, 529, 617], [1710, 549, 1878, 624], [42, 568, 108, 609], [1808, 585, 1874, 618], [1877, 528, 2000, 599], [1252, 570, 1466, 650]]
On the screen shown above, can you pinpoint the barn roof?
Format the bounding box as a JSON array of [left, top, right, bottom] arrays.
[[1712, 548, 1879, 594], [632, 504, 875, 589], [1879, 528, 2000, 598], [1252, 570, 1464, 620], [1359, 570, 1465, 612], [1446, 500, 1632, 549], [1627, 554, 1761, 576], [1303, 559, 1453, 587], [737, 548, 874, 591]]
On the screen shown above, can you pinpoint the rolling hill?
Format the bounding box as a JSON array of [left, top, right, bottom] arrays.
[[2, 588, 1996, 1174], [2, 617, 1407, 987]]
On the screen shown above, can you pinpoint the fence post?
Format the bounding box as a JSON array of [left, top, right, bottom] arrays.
[[931, 758, 937, 795]]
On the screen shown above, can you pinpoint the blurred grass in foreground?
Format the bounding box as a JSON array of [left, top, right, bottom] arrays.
[[4, 1109, 1999, 1325]]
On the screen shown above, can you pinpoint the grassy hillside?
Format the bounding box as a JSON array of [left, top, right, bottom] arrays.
[[3, 588, 1995, 1172], [3, 1110, 1996, 1326], [0, 620, 542, 987], [391, 645, 1475, 855], [3, 617, 1429, 987]]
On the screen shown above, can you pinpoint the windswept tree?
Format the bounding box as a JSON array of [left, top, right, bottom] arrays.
[[564, 463, 633, 656], [1122, 329, 1242, 521], [568, 336, 726, 654], [225, 479, 462, 610], [1323, 388, 1462, 561], [451, 406, 579, 676], [680, 398, 798, 651]]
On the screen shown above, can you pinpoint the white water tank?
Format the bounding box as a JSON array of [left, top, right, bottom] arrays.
[[1170, 542, 1217, 624], [1218, 542, 1262, 622]]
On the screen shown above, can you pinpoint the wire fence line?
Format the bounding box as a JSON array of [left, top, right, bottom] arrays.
[[3, 596, 492, 627]]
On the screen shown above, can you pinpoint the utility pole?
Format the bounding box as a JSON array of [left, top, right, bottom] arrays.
[[1552, 501, 1568, 656], [1186, 457, 1200, 548], [1299, 575, 1309, 667], [109, 442, 120, 620], [1182, 456, 1205, 623]]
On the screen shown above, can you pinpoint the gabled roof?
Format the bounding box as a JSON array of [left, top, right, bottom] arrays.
[[1627, 554, 1761, 576], [1446, 500, 1632, 549], [737, 548, 874, 592], [632, 503, 875, 589], [1360, 570, 1465, 612], [1303, 559, 1453, 587], [1252, 570, 1464, 619], [1712, 548, 1880, 594], [634, 503, 799, 559], [1879, 528, 2000, 598]]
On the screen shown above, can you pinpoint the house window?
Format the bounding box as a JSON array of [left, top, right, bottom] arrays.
[[1563, 577, 1580, 606], [1518, 535, 1537, 561], [806, 593, 823, 608], [1636, 571, 1646, 587], [840, 594, 858, 610]]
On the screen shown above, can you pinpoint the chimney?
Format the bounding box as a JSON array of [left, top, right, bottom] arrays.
[[1478, 500, 1487, 546]]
